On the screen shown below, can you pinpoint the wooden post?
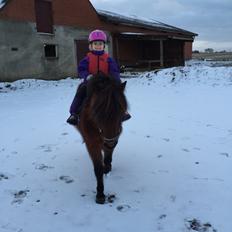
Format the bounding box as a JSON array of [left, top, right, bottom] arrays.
[[115, 37, 120, 65], [160, 40, 164, 67]]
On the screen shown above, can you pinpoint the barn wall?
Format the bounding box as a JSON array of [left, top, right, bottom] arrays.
[[184, 41, 193, 60], [0, 0, 195, 80], [163, 40, 185, 67], [115, 38, 186, 69], [113, 38, 139, 65], [113, 36, 163, 69], [0, 19, 96, 81]]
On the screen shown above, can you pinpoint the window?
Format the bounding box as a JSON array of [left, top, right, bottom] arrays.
[[44, 44, 58, 58], [11, 47, 18, 51], [35, 0, 53, 33]]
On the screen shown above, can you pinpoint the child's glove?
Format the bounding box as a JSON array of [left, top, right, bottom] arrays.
[[87, 74, 93, 81]]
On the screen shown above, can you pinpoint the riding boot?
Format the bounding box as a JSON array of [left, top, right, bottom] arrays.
[[122, 111, 131, 122], [67, 114, 79, 125], [67, 83, 87, 125]]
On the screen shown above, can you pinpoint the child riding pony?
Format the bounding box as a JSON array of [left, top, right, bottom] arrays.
[[67, 29, 131, 125]]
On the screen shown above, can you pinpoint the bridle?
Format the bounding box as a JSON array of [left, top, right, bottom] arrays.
[[100, 127, 122, 149]]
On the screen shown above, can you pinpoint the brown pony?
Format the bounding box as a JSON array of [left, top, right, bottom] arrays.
[[76, 73, 128, 204]]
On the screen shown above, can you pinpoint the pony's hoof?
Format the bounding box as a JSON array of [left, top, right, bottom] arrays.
[[96, 194, 105, 204], [104, 165, 112, 174]]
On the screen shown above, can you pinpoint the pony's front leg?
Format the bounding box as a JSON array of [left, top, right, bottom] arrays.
[[93, 157, 105, 204], [86, 140, 105, 204]]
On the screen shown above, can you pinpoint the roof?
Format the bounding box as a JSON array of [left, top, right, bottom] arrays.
[[0, 3, 5, 9], [97, 10, 197, 37], [0, 0, 197, 38]]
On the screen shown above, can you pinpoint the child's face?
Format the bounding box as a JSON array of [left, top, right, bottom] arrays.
[[90, 41, 105, 51]]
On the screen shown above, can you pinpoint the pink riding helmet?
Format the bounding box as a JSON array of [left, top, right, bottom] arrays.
[[88, 30, 107, 43]]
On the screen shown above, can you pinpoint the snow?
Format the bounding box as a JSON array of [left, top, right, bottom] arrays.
[[0, 62, 232, 232], [0, 0, 5, 9], [120, 32, 146, 35]]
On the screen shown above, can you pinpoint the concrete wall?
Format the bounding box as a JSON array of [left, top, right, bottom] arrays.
[[0, 19, 113, 81]]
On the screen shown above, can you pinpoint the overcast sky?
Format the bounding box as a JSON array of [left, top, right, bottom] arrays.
[[90, 0, 232, 51]]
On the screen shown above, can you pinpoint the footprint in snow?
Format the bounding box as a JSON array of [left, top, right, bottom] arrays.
[[170, 195, 176, 202], [145, 135, 151, 138], [59, 176, 74, 184], [107, 194, 116, 203], [36, 144, 57, 153], [157, 214, 167, 231], [61, 132, 68, 136], [182, 148, 190, 152], [116, 204, 131, 212], [220, 152, 229, 158], [44, 148, 52, 153], [162, 138, 170, 142], [11, 151, 18, 154], [159, 214, 167, 220], [0, 173, 9, 181], [133, 189, 140, 193], [206, 124, 213, 127], [12, 190, 30, 204], [35, 164, 54, 171], [185, 218, 217, 232]]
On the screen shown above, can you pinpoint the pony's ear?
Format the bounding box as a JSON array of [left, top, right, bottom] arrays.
[[120, 81, 127, 91]]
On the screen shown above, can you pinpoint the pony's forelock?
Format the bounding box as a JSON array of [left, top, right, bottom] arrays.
[[86, 74, 127, 126]]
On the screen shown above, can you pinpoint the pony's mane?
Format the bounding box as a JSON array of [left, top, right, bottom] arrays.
[[86, 73, 127, 126]]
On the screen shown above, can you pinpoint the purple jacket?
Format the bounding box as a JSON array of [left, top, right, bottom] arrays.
[[78, 50, 121, 83]]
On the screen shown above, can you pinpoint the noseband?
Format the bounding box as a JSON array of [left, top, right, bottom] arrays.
[[100, 127, 122, 150]]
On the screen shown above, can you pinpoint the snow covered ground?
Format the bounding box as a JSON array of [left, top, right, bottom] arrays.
[[0, 62, 232, 232]]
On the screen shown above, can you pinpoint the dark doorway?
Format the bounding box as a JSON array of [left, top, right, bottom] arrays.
[[75, 40, 89, 65]]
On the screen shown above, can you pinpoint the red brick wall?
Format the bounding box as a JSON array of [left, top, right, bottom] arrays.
[[0, 0, 35, 21], [53, 0, 102, 28], [0, 0, 102, 28]]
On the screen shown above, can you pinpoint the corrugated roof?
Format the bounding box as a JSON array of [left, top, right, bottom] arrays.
[[97, 10, 197, 37]]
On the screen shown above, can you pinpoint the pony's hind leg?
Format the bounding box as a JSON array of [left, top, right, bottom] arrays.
[[103, 149, 113, 174], [103, 141, 118, 174]]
